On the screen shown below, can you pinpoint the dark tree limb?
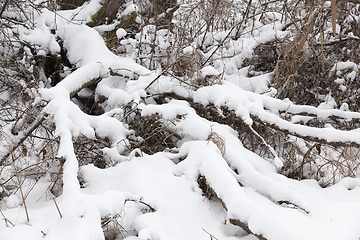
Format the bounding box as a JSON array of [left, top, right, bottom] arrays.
[[230, 219, 267, 240], [0, 0, 9, 18], [0, 113, 47, 166], [148, 91, 360, 148]]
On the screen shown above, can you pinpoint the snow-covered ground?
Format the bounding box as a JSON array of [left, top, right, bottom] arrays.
[[2, 152, 360, 240], [1, 1, 360, 240]]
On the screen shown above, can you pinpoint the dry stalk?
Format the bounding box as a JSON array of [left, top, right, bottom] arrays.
[[0, 112, 47, 166], [17, 177, 29, 222], [53, 197, 62, 218], [202, 228, 219, 240], [6, 158, 32, 223], [331, 0, 337, 35], [0, 209, 14, 227], [207, 129, 226, 156]]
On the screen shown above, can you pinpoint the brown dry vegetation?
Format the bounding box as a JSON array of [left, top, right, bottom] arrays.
[[1, 0, 360, 238]]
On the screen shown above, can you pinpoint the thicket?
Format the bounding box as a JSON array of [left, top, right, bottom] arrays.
[[1, 0, 360, 239]]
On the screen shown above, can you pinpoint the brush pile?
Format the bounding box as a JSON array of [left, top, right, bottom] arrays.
[[1, 1, 360, 240]]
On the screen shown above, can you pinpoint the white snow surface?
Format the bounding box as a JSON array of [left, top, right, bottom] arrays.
[[2, 1, 360, 240], [116, 28, 127, 39]]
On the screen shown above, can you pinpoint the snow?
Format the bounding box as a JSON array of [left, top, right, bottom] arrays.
[[116, 28, 127, 39], [2, 1, 360, 240], [4, 195, 21, 209], [19, 26, 60, 54], [201, 66, 221, 77], [225, 67, 272, 93], [192, 82, 360, 145], [183, 46, 193, 54], [119, 3, 138, 18], [330, 60, 359, 73], [81, 155, 233, 240], [4, 143, 357, 240]]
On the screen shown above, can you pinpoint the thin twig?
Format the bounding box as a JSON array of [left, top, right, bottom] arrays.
[[0, 0, 9, 18], [201, 10, 264, 67], [0, 209, 14, 227], [202, 228, 219, 240], [17, 178, 29, 222], [53, 197, 62, 218], [144, 53, 187, 91], [164, 70, 199, 89], [0, 113, 47, 165], [124, 199, 156, 212]]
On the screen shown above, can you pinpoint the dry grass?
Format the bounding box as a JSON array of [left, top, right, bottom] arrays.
[[128, 114, 181, 155], [197, 175, 227, 210], [101, 213, 129, 240], [207, 129, 226, 156], [73, 134, 111, 168], [272, 0, 360, 106]]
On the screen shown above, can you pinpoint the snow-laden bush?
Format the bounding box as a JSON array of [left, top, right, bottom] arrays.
[[2, 1, 360, 240]]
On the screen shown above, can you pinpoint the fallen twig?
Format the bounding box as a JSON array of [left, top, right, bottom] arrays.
[[0, 209, 14, 227], [53, 197, 62, 218]]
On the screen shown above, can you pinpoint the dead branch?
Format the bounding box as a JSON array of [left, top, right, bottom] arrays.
[[251, 115, 360, 148], [0, 112, 47, 166], [0, 0, 9, 18], [229, 219, 267, 240]]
